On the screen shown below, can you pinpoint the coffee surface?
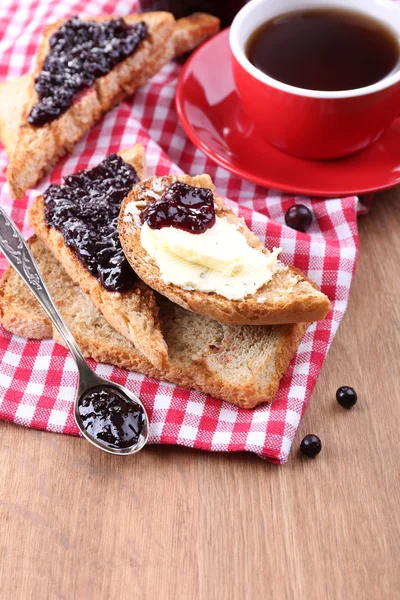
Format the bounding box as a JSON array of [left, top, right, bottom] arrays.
[[246, 8, 400, 91]]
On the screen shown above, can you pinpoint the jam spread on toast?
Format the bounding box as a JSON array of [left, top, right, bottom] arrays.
[[78, 388, 145, 449], [141, 182, 216, 233], [29, 16, 148, 126], [44, 154, 138, 292]]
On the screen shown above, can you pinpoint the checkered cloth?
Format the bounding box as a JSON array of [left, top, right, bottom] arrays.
[[0, 0, 362, 463]]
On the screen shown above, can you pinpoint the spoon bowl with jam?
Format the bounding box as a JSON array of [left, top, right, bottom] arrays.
[[75, 379, 149, 455], [0, 206, 149, 455]]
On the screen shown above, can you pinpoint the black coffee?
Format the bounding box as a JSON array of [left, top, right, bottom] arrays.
[[246, 8, 400, 91]]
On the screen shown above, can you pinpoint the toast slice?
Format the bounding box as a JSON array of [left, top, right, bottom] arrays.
[[3, 12, 219, 198], [118, 174, 331, 326], [0, 237, 308, 408], [28, 144, 169, 371], [0, 74, 32, 157]]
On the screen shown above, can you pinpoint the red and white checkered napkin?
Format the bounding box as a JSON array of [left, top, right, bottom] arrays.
[[0, 0, 363, 462]]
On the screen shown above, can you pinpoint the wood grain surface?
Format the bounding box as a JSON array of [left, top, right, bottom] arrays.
[[0, 190, 399, 600]]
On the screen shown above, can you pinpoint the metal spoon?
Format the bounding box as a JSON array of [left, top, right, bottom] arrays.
[[0, 206, 149, 455]]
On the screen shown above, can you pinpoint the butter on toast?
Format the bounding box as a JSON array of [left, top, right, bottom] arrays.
[[0, 237, 308, 408], [28, 144, 169, 371], [119, 174, 331, 326], [3, 12, 219, 198]]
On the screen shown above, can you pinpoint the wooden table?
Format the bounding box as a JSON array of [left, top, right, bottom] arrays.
[[0, 189, 399, 600]]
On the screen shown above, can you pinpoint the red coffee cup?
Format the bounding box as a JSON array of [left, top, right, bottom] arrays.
[[230, 0, 400, 160]]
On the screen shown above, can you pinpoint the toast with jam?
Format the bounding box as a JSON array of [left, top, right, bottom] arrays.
[[0, 237, 308, 409], [2, 12, 219, 199], [27, 144, 170, 371], [118, 174, 331, 326]]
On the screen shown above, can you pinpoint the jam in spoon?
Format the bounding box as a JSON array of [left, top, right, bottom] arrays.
[[0, 206, 149, 455]]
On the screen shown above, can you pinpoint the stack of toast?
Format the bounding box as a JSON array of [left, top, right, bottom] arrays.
[[0, 11, 331, 409], [1, 11, 220, 199]]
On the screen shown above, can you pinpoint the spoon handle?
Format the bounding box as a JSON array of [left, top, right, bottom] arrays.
[[0, 206, 89, 373]]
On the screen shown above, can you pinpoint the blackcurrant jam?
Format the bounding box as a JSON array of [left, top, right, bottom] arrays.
[[141, 182, 216, 234], [78, 388, 146, 449], [29, 16, 148, 126], [44, 154, 139, 292]]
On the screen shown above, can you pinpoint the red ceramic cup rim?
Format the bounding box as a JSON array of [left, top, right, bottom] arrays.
[[230, 0, 400, 99]]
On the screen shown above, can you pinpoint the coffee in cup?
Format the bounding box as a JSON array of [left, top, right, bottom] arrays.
[[246, 8, 400, 92], [230, 0, 400, 160]]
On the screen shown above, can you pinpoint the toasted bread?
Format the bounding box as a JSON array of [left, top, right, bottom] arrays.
[[171, 12, 220, 55], [0, 237, 308, 408], [3, 12, 219, 198], [28, 144, 169, 371], [0, 74, 32, 157], [118, 174, 331, 326]]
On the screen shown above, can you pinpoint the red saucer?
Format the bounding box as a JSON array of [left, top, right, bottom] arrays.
[[176, 29, 400, 197]]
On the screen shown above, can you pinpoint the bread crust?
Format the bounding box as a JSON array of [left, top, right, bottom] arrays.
[[3, 12, 219, 199], [0, 259, 52, 339], [0, 237, 307, 409], [28, 145, 168, 370], [118, 174, 332, 326], [0, 74, 32, 158], [172, 12, 220, 56]]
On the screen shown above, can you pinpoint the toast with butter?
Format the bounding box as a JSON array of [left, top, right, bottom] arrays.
[[3, 12, 219, 198], [28, 144, 169, 371], [118, 174, 331, 326], [0, 237, 308, 409]]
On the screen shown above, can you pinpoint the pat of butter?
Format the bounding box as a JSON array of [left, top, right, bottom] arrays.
[[141, 216, 281, 301], [143, 217, 250, 276]]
